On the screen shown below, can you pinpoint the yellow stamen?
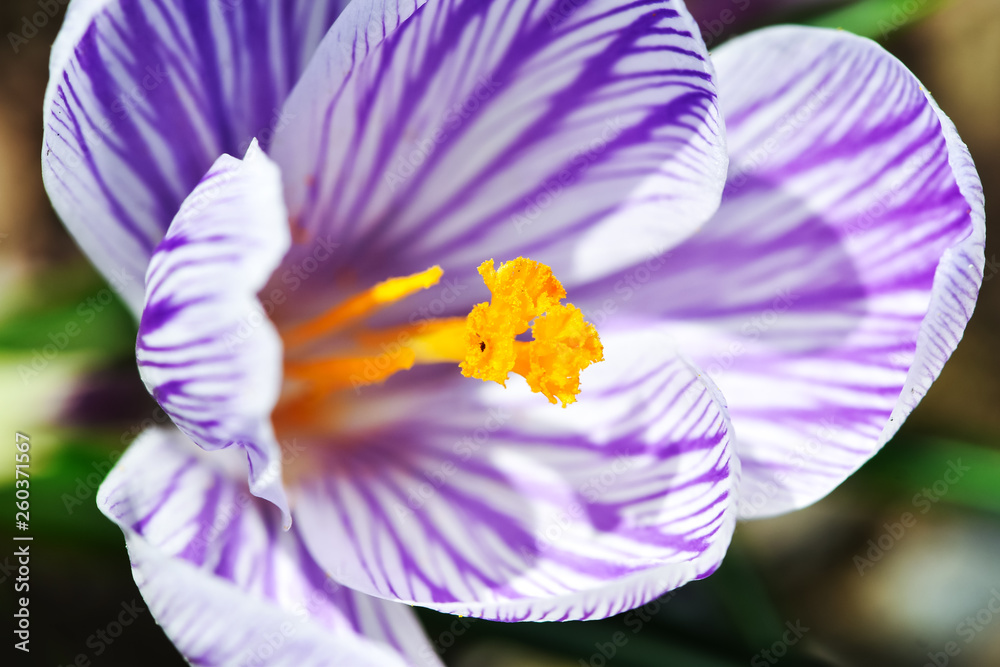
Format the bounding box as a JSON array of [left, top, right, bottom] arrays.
[[285, 350, 417, 393], [355, 318, 469, 364], [282, 265, 444, 349], [277, 257, 603, 411]]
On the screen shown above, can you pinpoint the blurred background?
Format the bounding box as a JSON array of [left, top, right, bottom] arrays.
[[1, 0, 999, 665]]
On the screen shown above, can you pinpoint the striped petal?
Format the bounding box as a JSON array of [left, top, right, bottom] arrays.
[[292, 328, 738, 621], [42, 0, 347, 312], [270, 0, 727, 294], [577, 27, 984, 517], [98, 428, 440, 667], [137, 142, 292, 522]]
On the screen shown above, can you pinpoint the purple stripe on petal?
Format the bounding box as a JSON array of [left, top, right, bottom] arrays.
[[575, 27, 984, 517], [292, 329, 738, 622], [271, 0, 726, 309], [98, 427, 437, 667], [136, 141, 292, 523], [43, 0, 348, 312]]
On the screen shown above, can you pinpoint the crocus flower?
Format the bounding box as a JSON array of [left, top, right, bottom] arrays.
[[43, 0, 983, 664]]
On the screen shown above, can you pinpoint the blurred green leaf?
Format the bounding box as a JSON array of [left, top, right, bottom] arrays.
[[706, 540, 788, 651], [0, 261, 134, 355], [803, 0, 945, 39], [863, 436, 1000, 514]]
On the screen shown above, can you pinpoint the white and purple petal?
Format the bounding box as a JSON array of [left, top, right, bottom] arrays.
[[98, 427, 441, 667], [292, 329, 738, 622], [271, 0, 727, 302], [43, 0, 348, 311], [137, 141, 292, 521], [575, 27, 984, 517]]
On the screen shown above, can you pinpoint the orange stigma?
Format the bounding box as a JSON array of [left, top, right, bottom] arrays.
[[459, 258, 604, 406]]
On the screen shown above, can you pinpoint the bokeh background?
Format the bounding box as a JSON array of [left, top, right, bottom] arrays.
[[2, 0, 999, 665]]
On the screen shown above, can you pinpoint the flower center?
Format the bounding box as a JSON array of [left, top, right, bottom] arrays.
[[274, 257, 603, 429]]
